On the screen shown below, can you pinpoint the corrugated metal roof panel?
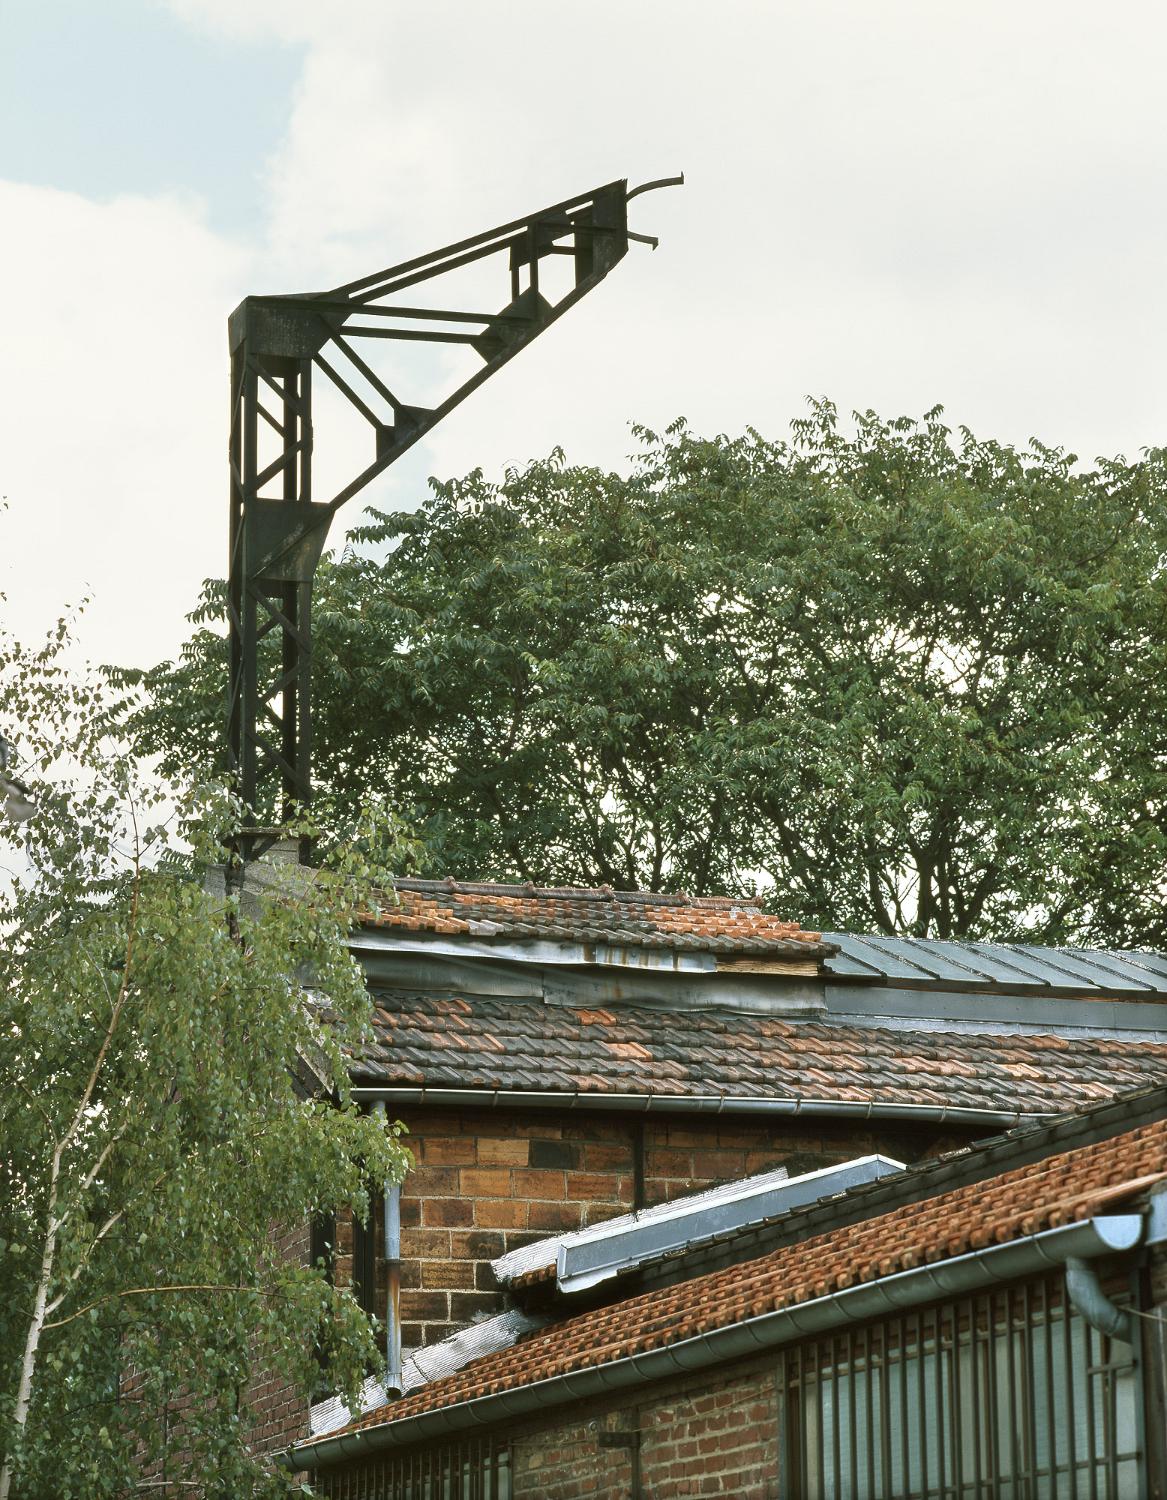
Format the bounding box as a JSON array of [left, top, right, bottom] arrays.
[[823, 934, 1167, 997]]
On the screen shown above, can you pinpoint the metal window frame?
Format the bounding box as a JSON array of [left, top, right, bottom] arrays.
[[352, 1198, 378, 1319], [314, 1434, 512, 1500], [779, 1271, 1146, 1500]]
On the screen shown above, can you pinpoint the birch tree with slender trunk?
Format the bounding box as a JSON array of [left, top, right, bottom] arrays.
[[0, 619, 411, 1498]]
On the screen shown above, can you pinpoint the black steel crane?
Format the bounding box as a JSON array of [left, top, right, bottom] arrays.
[[226, 175, 681, 858]]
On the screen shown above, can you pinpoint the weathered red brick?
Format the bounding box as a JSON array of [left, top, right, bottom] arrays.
[[422, 1197, 473, 1228], [477, 1137, 530, 1166], [459, 1166, 513, 1197], [421, 1136, 478, 1165], [477, 1199, 530, 1229], [513, 1168, 568, 1200]]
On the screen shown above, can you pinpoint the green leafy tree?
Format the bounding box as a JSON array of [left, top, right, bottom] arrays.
[[0, 620, 412, 1498], [125, 403, 1167, 945]]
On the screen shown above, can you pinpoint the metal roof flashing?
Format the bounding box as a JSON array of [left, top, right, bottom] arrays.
[[351, 926, 722, 973], [493, 1155, 906, 1294], [349, 928, 1167, 1039], [351, 931, 827, 997]]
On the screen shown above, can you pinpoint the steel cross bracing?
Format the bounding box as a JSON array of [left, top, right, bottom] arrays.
[[226, 175, 680, 857]]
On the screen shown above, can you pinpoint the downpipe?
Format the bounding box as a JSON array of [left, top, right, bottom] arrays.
[[1064, 1256, 1134, 1343], [373, 1102, 404, 1397]]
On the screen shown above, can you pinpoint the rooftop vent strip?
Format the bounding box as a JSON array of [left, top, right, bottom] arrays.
[[553, 1154, 905, 1294], [490, 1161, 909, 1290]]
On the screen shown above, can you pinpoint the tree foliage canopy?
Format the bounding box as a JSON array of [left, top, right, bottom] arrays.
[[1, 622, 411, 1498], [127, 403, 1167, 945]]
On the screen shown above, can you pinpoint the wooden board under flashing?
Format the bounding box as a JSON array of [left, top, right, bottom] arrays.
[[715, 958, 821, 977]]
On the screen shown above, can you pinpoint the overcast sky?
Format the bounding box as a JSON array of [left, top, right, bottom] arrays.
[[2, 0, 1165, 670]]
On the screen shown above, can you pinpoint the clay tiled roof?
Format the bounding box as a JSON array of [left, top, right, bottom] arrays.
[[342, 1108, 1167, 1437], [354, 992, 1167, 1116], [364, 878, 829, 956]]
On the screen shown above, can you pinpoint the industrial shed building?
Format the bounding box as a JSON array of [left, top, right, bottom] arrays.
[[293, 1083, 1167, 1498], [252, 878, 1167, 1495]]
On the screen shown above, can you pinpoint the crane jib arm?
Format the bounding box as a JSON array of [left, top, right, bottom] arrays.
[[225, 175, 681, 855]]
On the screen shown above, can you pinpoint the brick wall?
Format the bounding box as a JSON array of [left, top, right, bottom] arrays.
[[352, 1107, 966, 1350], [640, 1116, 943, 1205], [512, 1414, 634, 1498], [507, 1364, 779, 1499], [312, 1362, 780, 1498], [131, 1221, 312, 1484], [248, 1221, 313, 1459], [640, 1369, 779, 1498], [395, 1109, 636, 1345]]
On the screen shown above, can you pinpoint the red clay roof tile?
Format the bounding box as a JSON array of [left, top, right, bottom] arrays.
[[340, 1109, 1166, 1439], [363, 879, 830, 958], [352, 993, 1167, 1117]]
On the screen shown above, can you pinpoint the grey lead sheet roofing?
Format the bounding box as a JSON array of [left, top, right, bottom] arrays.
[[822, 933, 1167, 995], [356, 993, 1167, 1116]]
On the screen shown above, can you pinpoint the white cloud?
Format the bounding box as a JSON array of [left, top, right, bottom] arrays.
[[6, 0, 1167, 676], [0, 182, 254, 666], [235, 0, 1167, 481]]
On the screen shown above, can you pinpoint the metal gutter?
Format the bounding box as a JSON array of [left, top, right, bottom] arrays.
[[1062, 1178, 1167, 1344], [350, 1085, 1044, 1130], [284, 1213, 1142, 1471]]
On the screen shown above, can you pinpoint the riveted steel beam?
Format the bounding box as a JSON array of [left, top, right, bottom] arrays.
[[226, 177, 682, 856]]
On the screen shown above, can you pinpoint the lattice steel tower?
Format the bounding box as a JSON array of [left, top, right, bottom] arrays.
[[226, 176, 680, 856]]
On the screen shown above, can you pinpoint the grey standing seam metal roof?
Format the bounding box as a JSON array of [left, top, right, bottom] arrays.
[[823, 933, 1167, 996]]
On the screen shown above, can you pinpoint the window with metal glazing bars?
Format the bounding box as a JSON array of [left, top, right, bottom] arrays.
[[315, 1437, 511, 1500], [781, 1275, 1141, 1499]]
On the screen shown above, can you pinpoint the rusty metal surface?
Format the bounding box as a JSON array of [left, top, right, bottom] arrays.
[[225, 177, 681, 855]]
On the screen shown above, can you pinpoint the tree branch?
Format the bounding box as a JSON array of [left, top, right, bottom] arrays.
[[43, 1283, 274, 1332]]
